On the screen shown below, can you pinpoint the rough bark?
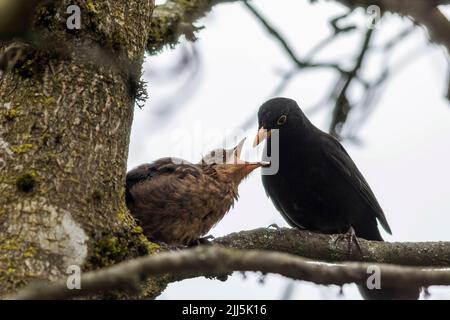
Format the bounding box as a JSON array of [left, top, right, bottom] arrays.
[[0, 0, 157, 296], [214, 228, 450, 267]]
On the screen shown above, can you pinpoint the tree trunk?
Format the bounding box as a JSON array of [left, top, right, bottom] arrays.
[[0, 0, 157, 296]]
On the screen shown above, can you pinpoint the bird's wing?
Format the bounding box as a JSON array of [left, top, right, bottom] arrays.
[[125, 158, 201, 203], [262, 175, 305, 229], [320, 134, 392, 234], [126, 158, 193, 189]]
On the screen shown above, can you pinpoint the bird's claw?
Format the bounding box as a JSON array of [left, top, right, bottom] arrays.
[[334, 225, 363, 257], [267, 223, 284, 236], [267, 223, 281, 230]]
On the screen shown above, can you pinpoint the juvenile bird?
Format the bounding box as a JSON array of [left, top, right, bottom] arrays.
[[253, 97, 419, 300], [126, 139, 265, 246]]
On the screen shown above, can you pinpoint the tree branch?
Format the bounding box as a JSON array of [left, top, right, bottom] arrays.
[[338, 0, 450, 54], [11, 244, 450, 300], [329, 28, 374, 138], [11, 228, 450, 299], [214, 228, 450, 267], [243, 1, 347, 74], [148, 0, 450, 54], [147, 0, 234, 53]]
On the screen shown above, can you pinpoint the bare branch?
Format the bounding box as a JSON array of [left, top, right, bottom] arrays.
[[329, 28, 374, 138], [148, 0, 450, 54], [11, 244, 450, 300], [243, 1, 303, 67], [243, 1, 347, 74], [338, 0, 450, 54]]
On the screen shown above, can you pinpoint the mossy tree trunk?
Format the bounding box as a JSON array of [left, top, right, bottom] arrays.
[[0, 0, 158, 296]]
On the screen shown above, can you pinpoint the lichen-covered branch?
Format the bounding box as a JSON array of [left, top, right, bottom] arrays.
[[11, 227, 450, 299], [215, 228, 450, 267], [147, 0, 235, 53], [11, 242, 450, 300]]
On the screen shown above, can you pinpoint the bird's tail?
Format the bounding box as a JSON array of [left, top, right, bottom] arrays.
[[358, 285, 421, 300]]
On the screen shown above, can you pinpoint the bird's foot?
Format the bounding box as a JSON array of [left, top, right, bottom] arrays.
[[333, 226, 363, 257], [188, 235, 215, 247]]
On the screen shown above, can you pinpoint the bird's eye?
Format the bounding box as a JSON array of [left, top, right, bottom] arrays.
[[277, 115, 287, 125]]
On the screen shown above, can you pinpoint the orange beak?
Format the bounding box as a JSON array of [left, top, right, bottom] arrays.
[[253, 126, 271, 147]]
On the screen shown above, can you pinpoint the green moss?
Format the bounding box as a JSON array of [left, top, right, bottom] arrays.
[[91, 236, 126, 266], [16, 170, 37, 193], [0, 239, 37, 260], [86, 0, 98, 13], [87, 228, 160, 269], [117, 207, 127, 222], [0, 242, 20, 251], [42, 96, 55, 106], [10, 144, 33, 154], [3, 109, 19, 121], [0, 238, 39, 289], [133, 226, 143, 234], [23, 246, 36, 258]]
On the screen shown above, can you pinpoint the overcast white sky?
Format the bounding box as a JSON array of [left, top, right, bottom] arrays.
[[128, 0, 450, 299]]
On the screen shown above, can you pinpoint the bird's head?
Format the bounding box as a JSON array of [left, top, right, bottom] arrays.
[[253, 97, 310, 147], [201, 138, 268, 183]]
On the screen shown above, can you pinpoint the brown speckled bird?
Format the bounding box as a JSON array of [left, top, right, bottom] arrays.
[[125, 139, 266, 245]]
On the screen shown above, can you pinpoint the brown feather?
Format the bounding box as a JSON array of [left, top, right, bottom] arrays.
[[126, 156, 260, 245]]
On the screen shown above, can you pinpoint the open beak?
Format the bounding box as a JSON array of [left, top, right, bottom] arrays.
[[253, 126, 271, 147], [227, 138, 270, 167], [225, 138, 246, 164], [234, 137, 246, 159]]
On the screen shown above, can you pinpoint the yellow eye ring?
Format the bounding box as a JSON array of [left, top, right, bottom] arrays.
[[277, 115, 287, 125]]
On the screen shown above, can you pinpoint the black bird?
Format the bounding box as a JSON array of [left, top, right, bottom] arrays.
[[126, 139, 265, 246], [253, 97, 420, 300]]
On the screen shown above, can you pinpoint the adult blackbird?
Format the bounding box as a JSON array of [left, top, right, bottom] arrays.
[[126, 139, 265, 246], [253, 97, 420, 300]]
